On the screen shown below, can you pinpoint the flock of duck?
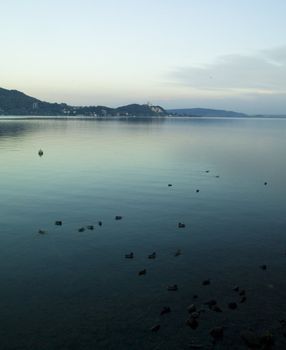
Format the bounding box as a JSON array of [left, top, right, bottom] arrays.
[[37, 149, 281, 349], [122, 221, 278, 349]]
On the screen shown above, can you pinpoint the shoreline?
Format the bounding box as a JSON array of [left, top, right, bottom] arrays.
[[1, 115, 286, 121]]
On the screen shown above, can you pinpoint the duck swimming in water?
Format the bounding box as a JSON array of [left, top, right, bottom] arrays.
[[167, 284, 178, 291], [38, 149, 43, 157], [125, 252, 134, 259], [174, 249, 181, 257], [148, 252, 156, 259], [138, 269, 146, 276]]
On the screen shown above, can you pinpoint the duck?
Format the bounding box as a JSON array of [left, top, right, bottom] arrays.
[[148, 252, 156, 259], [174, 249, 182, 257], [38, 149, 43, 157], [138, 269, 146, 276], [125, 252, 134, 259], [115, 216, 122, 220], [78, 227, 85, 232], [87, 225, 94, 230], [38, 229, 46, 234], [167, 284, 178, 291], [98, 221, 102, 226], [202, 279, 210, 286], [228, 302, 237, 310], [160, 306, 171, 315], [178, 222, 185, 228], [55, 221, 62, 226]]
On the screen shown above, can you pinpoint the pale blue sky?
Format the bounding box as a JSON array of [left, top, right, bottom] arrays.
[[1, 0, 286, 113]]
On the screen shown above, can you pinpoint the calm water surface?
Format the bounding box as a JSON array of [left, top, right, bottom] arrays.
[[0, 118, 286, 349]]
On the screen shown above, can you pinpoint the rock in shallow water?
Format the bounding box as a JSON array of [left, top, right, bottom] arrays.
[[240, 330, 261, 348], [150, 324, 160, 332]]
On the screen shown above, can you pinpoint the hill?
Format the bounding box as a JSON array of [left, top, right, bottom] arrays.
[[167, 108, 247, 117], [0, 88, 167, 117]]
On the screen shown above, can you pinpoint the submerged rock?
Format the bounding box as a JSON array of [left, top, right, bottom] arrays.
[[240, 330, 261, 348], [187, 304, 196, 313], [150, 324, 160, 332], [260, 331, 274, 347], [204, 299, 217, 308], [212, 305, 223, 313]]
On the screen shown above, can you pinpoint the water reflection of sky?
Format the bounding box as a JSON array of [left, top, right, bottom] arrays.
[[0, 118, 286, 349]]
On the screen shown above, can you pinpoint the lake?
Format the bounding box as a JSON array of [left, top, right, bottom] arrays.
[[0, 117, 286, 349]]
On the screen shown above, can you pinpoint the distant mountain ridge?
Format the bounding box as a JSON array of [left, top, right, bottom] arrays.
[[0, 88, 166, 117], [167, 108, 247, 117]]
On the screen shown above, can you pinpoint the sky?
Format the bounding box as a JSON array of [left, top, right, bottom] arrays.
[[1, 0, 286, 114]]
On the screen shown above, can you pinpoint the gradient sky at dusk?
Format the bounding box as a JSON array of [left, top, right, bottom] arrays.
[[1, 0, 286, 113]]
